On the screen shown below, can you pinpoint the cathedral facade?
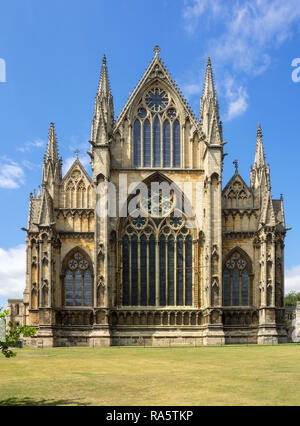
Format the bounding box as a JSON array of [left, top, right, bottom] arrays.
[[8, 48, 288, 346]]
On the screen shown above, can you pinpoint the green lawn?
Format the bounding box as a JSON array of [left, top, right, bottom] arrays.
[[0, 344, 300, 406]]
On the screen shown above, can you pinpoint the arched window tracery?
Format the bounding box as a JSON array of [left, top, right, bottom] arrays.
[[63, 250, 93, 307], [223, 250, 251, 307], [133, 88, 181, 168], [120, 184, 194, 307]]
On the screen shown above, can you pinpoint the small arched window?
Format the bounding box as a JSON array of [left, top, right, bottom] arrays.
[[64, 251, 93, 307], [223, 250, 251, 307]]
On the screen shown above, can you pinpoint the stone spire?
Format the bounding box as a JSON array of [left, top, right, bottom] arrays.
[[91, 54, 114, 144], [42, 122, 62, 202], [203, 57, 216, 99], [200, 57, 222, 145], [254, 123, 266, 170], [46, 122, 59, 162], [250, 123, 269, 193]]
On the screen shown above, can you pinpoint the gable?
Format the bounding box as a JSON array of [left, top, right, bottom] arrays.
[[222, 173, 253, 209], [60, 159, 93, 209], [114, 54, 199, 133]]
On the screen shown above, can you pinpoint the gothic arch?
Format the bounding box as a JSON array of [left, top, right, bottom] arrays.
[[117, 173, 199, 308], [222, 247, 253, 307], [61, 247, 94, 307]]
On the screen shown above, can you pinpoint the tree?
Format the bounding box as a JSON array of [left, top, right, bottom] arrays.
[[284, 291, 300, 307], [0, 307, 36, 358]]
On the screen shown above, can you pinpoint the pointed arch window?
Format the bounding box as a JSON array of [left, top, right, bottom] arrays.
[[63, 251, 93, 307], [173, 119, 181, 168], [223, 250, 251, 307], [163, 121, 171, 167], [120, 184, 194, 307], [143, 119, 151, 167], [134, 119, 141, 167], [132, 96, 181, 168], [153, 116, 161, 167]]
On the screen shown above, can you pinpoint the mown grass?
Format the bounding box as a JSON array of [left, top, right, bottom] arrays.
[[0, 344, 300, 406]]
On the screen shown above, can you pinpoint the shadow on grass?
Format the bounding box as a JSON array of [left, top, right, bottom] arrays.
[[0, 397, 90, 406]]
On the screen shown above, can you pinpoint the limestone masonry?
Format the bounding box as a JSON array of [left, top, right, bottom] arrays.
[[8, 49, 288, 346]]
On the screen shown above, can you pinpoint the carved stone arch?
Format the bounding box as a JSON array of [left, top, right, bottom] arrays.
[[211, 172, 219, 185], [62, 246, 93, 274], [61, 247, 94, 307], [223, 246, 253, 307], [223, 246, 253, 275]]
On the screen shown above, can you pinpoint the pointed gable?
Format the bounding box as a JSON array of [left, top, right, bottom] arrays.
[[223, 171, 253, 209], [114, 51, 199, 132], [61, 157, 93, 209]]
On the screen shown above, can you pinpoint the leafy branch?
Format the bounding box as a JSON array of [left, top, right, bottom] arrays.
[[0, 307, 36, 358]]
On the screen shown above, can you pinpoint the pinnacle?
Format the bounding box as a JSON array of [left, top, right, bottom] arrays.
[[254, 122, 266, 169], [257, 122, 263, 139], [46, 122, 59, 162], [97, 54, 111, 97], [202, 56, 216, 98]]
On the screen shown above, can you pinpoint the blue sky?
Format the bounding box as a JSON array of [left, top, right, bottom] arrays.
[[0, 0, 300, 306]]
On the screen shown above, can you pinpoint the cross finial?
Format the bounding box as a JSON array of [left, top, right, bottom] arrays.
[[75, 149, 79, 159], [233, 159, 238, 172], [153, 45, 160, 56]]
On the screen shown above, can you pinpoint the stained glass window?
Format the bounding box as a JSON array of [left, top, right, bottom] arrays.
[[241, 270, 249, 306], [163, 121, 171, 167], [149, 235, 156, 305], [153, 116, 161, 167], [168, 235, 175, 306], [64, 251, 92, 307], [185, 236, 193, 306], [232, 270, 240, 306], [84, 271, 92, 306], [134, 119, 141, 167], [145, 88, 169, 112], [159, 235, 166, 306], [122, 236, 129, 305], [223, 251, 250, 306], [176, 235, 184, 305], [173, 120, 181, 167], [143, 119, 151, 167], [140, 235, 147, 306], [131, 235, 138, 306], [133, 90, 181, 168]]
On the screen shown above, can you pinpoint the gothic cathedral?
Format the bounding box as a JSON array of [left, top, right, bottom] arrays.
[[8, 48, 288, 346]]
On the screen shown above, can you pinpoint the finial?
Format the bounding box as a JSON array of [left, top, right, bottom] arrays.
[[257, 122, 263, 138], [37, 185, 41, 198], [207, 56, 212, 66], [75, 149, 79, 159], [102, 54, 106, 64], [233, 159, 238, 172], [153, 45, 160, 56]]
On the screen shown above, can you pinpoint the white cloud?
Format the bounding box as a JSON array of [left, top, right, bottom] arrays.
[[182, 82, 203, 98], [285, 265, 300, 293], [17, 138, 46, 153], [183, 0, 223, 34], [223, 76, 249, 121], [0, 245, 26, 299], [183, 0, 300, 74], [0, 158, 25, 189]]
